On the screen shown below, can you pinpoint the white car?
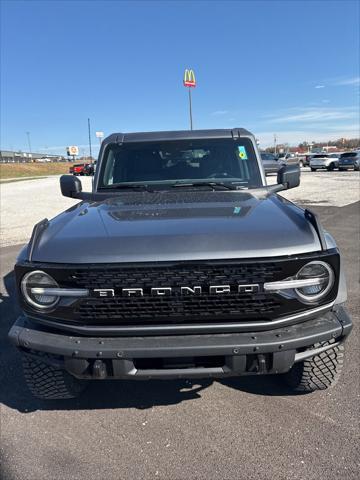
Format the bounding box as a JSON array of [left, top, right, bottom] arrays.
[[309, 153, 341, 172]]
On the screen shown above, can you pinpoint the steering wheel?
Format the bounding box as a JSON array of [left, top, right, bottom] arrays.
[[207, 172, 230, 178]]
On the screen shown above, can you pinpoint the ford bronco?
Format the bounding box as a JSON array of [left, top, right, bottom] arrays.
[[9, 129, 352, 399]]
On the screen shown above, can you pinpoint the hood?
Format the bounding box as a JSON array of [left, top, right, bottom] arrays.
[[29, 191, 321, 263]]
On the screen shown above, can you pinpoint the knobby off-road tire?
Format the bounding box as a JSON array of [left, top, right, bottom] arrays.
[[283, 339, 345, 392], [22, 353, 88, 400]]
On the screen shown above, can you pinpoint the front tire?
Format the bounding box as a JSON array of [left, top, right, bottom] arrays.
[[327, 163, 335, 171], [22, 353, 88, 400], [282, 340, 345, 392], [310, 167, 316, 172]]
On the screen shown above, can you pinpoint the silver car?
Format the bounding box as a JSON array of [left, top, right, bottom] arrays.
[[310, 153, 341, 171], [260, 152, 283, 175]]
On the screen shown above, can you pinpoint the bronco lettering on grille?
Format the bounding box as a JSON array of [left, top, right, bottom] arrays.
[[92, 284, 260, 297]]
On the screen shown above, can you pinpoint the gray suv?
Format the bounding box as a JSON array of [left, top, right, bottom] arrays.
[[9, 129, 352, 399], [338, 151, 360, 171]]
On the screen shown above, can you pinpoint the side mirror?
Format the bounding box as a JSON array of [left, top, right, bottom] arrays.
[[60, 175, 82, 198], [277, 164, 300, 190]]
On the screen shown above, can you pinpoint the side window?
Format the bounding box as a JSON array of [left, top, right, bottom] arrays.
[[102, 148, 115, 185]]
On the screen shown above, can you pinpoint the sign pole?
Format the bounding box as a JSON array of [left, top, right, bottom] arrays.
[[188, 88, 193, 130], [88, 118, 92, 162], [183, 69, 196, 131]]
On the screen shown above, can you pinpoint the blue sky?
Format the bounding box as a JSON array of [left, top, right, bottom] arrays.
[[1, 0, 359, 155]]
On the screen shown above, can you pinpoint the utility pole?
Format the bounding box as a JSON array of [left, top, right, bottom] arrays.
[[88, 118, 93, 162], [274, 134, 277, 155], [26, 131, 32, 154]]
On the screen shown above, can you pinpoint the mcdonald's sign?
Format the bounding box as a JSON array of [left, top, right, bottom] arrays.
[[183, 69, 196, 87]]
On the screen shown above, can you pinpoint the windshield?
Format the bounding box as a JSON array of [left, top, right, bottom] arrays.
[[98, 138, 262, 189], [340, 152, 357, 158], [260, 153, 276, 161]]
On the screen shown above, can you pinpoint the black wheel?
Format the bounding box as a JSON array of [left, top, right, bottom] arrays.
[[22, 353, 88, 400], [327, 163, 335, 171], [310, 167, 316, 172], [282, 339, 345, 392]]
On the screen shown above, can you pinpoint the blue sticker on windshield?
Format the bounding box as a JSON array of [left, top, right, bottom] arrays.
[[238, 146, 248, 160], [233, 206, 241, 215]]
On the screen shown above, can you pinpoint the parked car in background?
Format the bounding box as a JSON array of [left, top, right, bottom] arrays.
[[36, 157, 52, 163], [260, 152, 282, 174], [297, 153, 314, 167], [354, 156, 360, 171], [83, 162, 96, 176], [277, 152, 300, 167], [338, 151, 360, 171], [69, 163, 89, 176], [309, 153, 341, 171]]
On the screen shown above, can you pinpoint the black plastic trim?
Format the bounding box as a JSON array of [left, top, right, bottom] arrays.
[[305, 209, 327, 251], [9, 307, 352, 359], [28, 218, 49, 261]]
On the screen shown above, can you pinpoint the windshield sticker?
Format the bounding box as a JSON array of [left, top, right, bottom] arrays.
[[238, 146, 248, 160], [233, 206, 241, 215]]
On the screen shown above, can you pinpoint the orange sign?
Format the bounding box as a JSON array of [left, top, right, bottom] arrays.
[[183, 69, 196, 87]]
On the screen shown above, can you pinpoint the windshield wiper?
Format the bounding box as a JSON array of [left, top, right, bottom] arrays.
[[172, 182, 243, 191], [99, 184, 154, 192]]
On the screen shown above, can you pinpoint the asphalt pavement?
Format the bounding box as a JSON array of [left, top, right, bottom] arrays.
[[0, 198, 359, 480]]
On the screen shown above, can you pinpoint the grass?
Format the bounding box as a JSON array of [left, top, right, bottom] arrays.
[[0, 162, 75, 179]]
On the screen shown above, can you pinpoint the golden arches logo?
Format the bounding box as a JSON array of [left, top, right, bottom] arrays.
[[183, 69, 196, 87]]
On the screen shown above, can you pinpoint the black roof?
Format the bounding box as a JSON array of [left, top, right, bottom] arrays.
[[103, 128, 254, 144]]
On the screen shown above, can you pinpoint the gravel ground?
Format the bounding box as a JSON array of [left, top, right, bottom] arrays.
[[0, 169, 359, 247]]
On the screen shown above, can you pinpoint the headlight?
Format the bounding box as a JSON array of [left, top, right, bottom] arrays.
[[295, 261, 334, 302], [21, 270, 59, 309]]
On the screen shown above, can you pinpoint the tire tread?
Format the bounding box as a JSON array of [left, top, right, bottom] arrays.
[[283, 339, 345, 392]]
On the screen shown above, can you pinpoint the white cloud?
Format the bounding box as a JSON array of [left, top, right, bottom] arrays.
[[266, 107, 357, 123], [211, 110, 229, 116], [315, 85, 325, 89], [333, 76, 360, 86], [256, 128, 360, 148]]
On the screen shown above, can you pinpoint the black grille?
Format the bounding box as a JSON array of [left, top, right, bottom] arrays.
[[68, 262, 285, 324], [70, 263, 283, 290], [76, 293, 281, 324]]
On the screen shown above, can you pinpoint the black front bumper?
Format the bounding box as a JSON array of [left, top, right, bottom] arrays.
[[8, 306, 352, 380]]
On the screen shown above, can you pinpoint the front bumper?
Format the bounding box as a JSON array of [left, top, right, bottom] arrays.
[[310, 163, 330, 169], [9, 306, 352, 380]]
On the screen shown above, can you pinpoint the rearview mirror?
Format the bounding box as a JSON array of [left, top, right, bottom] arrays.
[[277, 164, 300, 190], [60, 175, 82, 198]]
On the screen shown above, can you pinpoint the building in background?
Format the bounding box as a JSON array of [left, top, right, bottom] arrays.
[[0, 150, 65, 163]]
